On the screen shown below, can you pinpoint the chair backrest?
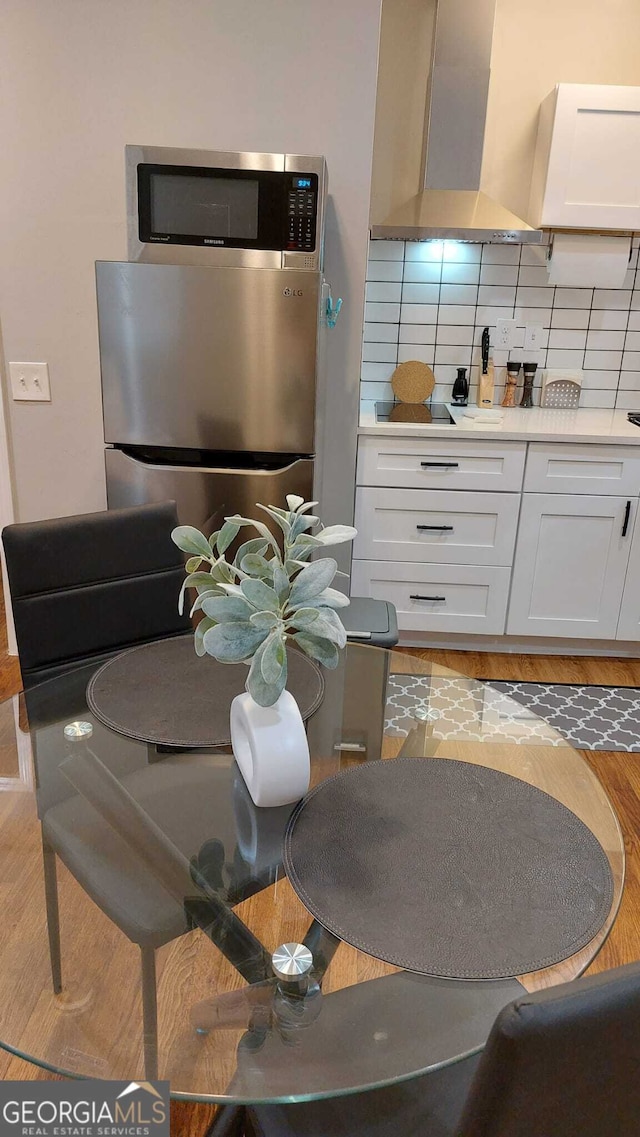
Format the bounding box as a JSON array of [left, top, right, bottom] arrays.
[[458, 961, 640, 1137], [3, 501, 190, 686]]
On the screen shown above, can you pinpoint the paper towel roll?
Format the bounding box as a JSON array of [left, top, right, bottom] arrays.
[[547, 233, 631, 288]]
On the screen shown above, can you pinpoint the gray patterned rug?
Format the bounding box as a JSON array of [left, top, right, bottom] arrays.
[[385, 675, 640, 752]]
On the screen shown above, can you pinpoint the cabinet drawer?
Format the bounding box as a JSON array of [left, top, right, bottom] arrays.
[[354, 487, 520, 566], [351, 560, 510, 635], [357, 436, 526, 492], [524, 443, 640, 496]]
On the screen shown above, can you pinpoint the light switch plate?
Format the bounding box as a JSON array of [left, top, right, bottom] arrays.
[[524, 324, 544, 351], [9, 361, 51, 401]]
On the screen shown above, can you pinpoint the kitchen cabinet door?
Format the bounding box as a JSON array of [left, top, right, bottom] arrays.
[[507, 494, 634, 639], [616, 506, 640, 641], [529, 84, 640, 230]]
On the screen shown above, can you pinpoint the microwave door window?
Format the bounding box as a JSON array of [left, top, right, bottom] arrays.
[[150, 173, 259, 239]]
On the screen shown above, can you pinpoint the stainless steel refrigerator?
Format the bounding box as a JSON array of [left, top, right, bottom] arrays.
[[96, 146, 327, 534], [96, 260, 320, 533]]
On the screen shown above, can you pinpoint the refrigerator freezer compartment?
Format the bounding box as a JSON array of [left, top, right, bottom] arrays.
[[106, 446, 314, 535]]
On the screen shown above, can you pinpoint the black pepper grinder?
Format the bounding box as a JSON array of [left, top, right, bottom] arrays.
[[451, 367, 469, 405], [520, 362, 537, 408]]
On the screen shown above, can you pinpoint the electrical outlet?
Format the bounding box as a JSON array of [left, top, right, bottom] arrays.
[[524, 324, 544, 351], [495, 318, 517, 350], [9, 361, 51, 402]]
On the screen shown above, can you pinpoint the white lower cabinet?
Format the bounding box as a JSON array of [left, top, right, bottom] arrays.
[[351, 560, 511, 635], [507, 494, 635, 639], [617, 512, 640, 640], [354, 488, 520, 566]]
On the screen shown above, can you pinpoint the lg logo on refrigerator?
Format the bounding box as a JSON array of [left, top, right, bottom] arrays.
[[282, 288, 303, 297]]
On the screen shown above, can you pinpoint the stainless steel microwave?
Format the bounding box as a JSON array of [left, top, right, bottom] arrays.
[[126, 145, 327, 270]]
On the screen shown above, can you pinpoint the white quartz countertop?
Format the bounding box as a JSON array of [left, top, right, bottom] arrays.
[[359, 401, 640, 445]]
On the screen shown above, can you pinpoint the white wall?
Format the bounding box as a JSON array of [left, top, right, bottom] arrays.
[[0, 0, 382, 523]]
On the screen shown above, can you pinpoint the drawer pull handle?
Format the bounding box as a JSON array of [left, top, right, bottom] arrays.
[[622, 500, 632, 538], [420, 461, 459, 468], [416, 525, 454, 532], [410, 594, 446, 602]]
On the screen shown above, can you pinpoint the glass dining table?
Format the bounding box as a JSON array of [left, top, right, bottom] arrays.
[[0, 641, 624, 1105]]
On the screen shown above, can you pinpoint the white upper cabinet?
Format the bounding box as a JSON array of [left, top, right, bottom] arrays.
[[529, 84, 640, 229]]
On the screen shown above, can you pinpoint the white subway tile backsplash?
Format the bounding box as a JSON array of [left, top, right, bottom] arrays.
[[368, 240, 404, 260], [615, 390, 640, 409], [479, 264, 518, 286], [441, 262, 480, 285], [581, 370, 619, 390], [434, 364, 463, 385], [366, 281, 402, 303], [434, 345, 473, 366], [362, 240, 640, 411], [586, 330, 626, 350], [476, 306, 512, 326], [405, 242, 443, 262], [366, 259, 404, 282], [399, 324, 437, 344], [516, 286, 555, 308], [397, 343, 435, 364], [548, 329, 587, 350], [481, 245, 520, 265], [588, 309, 628, 331], [364, 321, 399, 343], [478, 285, 516, 307], [550, 308, 589, 329], [360, 381, 393, 401], [360, 362, 395, 381], [439, 283, 478, 305], [400, 303, 438, 324], [520, 245, 550, 267], [593, 289, 632, 310], [581, 389, 616, 409], [403, 261, 441, 284], [365, 301, 400, 323], [554, 288, 593, 309], [362, 341, 397, 363], [438, 304, 477, 325], [518, 265, 551, 287], [401, 282, 440, 304], [436, 325, 475, 346], [584, 350, 623, 369], [618, 371, 640, 390], [545, 348, 586, 368], [515, 306, 553, 325], [442, 241, 481, 263]]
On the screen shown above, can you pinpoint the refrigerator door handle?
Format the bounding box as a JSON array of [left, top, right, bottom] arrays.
[[116, 449, 310, 477]]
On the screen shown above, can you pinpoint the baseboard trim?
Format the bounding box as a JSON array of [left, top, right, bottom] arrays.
[[397, 631, 640, 657]]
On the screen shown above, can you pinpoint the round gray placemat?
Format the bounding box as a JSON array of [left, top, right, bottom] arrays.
[[283, 758, 614, 979], [87, 636, 324, 748]]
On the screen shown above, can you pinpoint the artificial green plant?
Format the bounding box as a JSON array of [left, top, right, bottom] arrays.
[[172, 496, 356, 707]]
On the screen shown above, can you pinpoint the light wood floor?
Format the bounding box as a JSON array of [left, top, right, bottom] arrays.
[[0, 585, 638, 1134]]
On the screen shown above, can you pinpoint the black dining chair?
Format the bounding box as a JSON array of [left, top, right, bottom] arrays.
[[2, 500, 190, 688], [245, 960, 640, 1136], [2, 501, 195, 1077]]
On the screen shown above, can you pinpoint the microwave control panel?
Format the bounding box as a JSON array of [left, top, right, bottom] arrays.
[[286, 174, 318, 252]]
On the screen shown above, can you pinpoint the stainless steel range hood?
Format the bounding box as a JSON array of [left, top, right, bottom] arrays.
[[371, 0, 541, 244]]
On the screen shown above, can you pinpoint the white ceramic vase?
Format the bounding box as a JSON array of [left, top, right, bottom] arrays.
[[230, 688, 310, 808]]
